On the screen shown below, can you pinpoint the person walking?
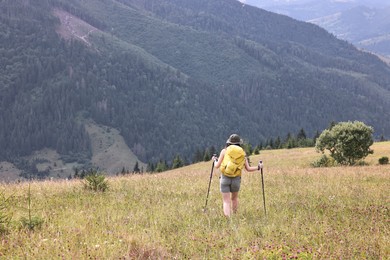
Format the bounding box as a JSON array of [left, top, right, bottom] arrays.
[[212, 134, 261, 217]]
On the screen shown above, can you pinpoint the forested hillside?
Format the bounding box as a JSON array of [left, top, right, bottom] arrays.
[[1, 0, 390, 179]]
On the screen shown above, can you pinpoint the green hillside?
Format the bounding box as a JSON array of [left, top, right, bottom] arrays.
[[1, 143, 389, 258], [1, 0, 390, 178]]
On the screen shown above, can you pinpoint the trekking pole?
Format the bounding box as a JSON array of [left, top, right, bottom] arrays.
[[203, 154, 217, 212], [259, 160, 267, 215]]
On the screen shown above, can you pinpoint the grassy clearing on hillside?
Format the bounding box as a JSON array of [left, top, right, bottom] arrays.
[[0, 143, 389, 259]]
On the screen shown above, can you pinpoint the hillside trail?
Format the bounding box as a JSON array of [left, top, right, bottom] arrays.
[[78, 28, 96, 46]]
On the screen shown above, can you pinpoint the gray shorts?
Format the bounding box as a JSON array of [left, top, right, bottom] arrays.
[[220, 175, 241, 193]]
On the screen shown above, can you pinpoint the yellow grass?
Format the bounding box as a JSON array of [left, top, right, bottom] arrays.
[[0, 142, 389, 259]]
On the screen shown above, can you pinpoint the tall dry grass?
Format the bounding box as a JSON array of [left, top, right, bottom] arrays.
[[0, 143, 389, 258]]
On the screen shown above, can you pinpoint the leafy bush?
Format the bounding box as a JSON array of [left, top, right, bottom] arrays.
[[378, 156, 389, 165], [83, 169, 109, 192], [311, 155, 335, 168], [315, 121, 374, 166]]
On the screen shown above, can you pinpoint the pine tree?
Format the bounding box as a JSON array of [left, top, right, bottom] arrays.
[[156, 160, 168, 172], [274, 136, 281, 149], [297, 128, 307, 140], [193, 148, 203, 163], [203, 149, 211, 161], [172, 154, 184, 169], [146, 162, 155, 173], [209, 146, 217, 157], [133, 161, 140, 174]]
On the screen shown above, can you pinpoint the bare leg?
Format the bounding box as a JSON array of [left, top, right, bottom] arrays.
[[222, 192, 231, 217], [231, 192, 239, 213]]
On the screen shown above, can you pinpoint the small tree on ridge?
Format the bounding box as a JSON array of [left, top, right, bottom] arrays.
[[315, 121, 374, 165]]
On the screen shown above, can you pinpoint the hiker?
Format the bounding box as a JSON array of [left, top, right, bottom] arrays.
[[212, 134, 261, 217]]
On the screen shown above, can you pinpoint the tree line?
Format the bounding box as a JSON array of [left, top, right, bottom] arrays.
[[142, 128, 318, 174]]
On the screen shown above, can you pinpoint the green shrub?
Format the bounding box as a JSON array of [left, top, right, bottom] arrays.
[[83, 169, 109, 192], [18, 184, 44, 231], [378, 156, 389, 165], [311, 155, 335, 168], [20, 216, 44, 231]]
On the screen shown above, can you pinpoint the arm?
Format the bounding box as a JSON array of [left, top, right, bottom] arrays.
[[212, 149, 226, 169], [244, 158, 261, 172]]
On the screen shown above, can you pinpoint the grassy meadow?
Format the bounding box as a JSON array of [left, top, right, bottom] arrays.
[[1, 143, 389, 259]]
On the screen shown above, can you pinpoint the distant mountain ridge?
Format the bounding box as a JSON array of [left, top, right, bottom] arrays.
[[309, 6, 390, 57], [244, 0, 390, 57], [1, 0, 390, 179], [244, 0, 388, 20]]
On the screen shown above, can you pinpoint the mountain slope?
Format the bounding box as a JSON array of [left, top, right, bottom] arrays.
[[245, 0, 389, 21], [245, 0, 390, 57], [309, 6, 390, 57], [1, 0, 390, 178]]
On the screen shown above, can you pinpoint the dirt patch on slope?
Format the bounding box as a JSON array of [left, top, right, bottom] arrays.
[[85, 122, 146, 174], [53, 8, 99, 46]]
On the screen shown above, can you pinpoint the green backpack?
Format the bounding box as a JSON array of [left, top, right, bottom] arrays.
[[220, 145, 246, 177]]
